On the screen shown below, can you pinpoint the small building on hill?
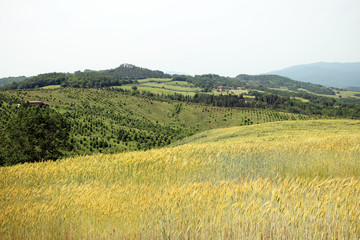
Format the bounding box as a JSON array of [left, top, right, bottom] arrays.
[[29, 101, 49, 107]]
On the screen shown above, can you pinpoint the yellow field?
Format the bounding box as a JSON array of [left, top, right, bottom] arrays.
[[1, 120, 360, 239]]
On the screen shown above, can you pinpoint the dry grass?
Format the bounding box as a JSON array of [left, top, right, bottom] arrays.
[[1, 120, 359, 239]]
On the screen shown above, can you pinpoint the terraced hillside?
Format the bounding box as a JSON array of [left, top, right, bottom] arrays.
[[1, 120, 359, 239]]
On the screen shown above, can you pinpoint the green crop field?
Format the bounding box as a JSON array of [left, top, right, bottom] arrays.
[[1, 119, 359, 239], [114, 78, 202, 95]]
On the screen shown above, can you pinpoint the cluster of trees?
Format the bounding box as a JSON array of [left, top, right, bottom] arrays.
[[0, 103, 70, 166]]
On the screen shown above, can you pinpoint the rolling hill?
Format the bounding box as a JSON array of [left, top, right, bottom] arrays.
[[268, 62, 360, 90], [1, 119, 359, 239]]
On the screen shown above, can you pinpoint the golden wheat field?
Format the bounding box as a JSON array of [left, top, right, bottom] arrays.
[[1, 119, 360, 239]]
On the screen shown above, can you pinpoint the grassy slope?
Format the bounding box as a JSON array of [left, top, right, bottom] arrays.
[[116, 78, 202, 95], [115, 85, 199, 96], [1, 119, 359, 239]]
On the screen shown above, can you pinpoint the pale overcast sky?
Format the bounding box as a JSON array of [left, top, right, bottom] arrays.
[[1, 0, 359, 78]]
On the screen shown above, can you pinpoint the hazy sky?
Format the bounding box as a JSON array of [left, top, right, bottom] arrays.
[[1, 0, 360, 78]]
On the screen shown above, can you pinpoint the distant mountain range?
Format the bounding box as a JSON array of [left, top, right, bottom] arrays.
[[267, 62, 360, 90]]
